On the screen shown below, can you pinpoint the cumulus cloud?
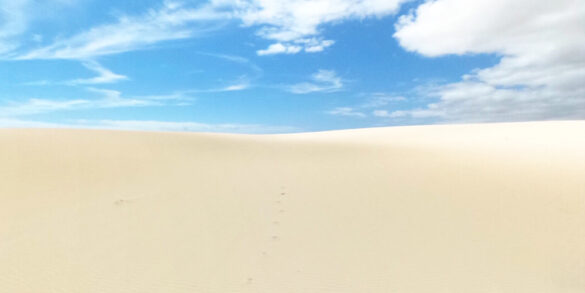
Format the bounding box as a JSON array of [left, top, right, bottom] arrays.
[[257, 43, 302, 55], [299, 38, 335, 53], [227, 0, 409, 44], [257, 38, 334, 55], [288, 69, 344, 94], [393, 0, 585, 122], [233, 0, 408, 55]]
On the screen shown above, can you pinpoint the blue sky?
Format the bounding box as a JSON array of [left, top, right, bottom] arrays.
[[0, 0, 583, 133]]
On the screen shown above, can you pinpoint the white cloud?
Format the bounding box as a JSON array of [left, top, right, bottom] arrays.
[[78, 119, 298, 133], [222, 83, 249, 91], [222, 75, 251, 91], [393, 0, 585, 122], [0, 118, 69, 128], [257, 38, 334, 55], [85, 87, 156, 108], [327, 93, 406, 119], [0, 98, 91, 116], [289, 69, 344, 94], [68, 60, 128, 85], [0, 118, 299, 134], [20, 80, 53, 86], [195, 52, 264, 81], [31, 34, 43, 43], [372, 109, 390, 117], [21, 61, 128, 86], [176, 75, 252, 92], [225, 0, 409, 48], [13, 1, 227, 60], [360, 93, 406, 108], [257, 43, 302, 55], [327, 107, 366, 118], [0, 0, 30, 54], [5, 0, 409, 59], [373, 109, 409, 118], [0, 88, 193, 117], [299, 38, 335, 53]]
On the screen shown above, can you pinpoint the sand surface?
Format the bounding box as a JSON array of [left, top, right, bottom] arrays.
[[1, 121, 584, 292]]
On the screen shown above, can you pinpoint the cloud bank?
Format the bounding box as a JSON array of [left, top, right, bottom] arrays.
[[391, 0, 585, 122]]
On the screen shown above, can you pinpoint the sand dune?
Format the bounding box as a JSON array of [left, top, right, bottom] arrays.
[[1, 121, 584, 292]]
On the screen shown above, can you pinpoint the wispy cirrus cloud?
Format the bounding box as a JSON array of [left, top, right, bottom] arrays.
[[76, 119, 299, 134], [67, 60, 128, 85], [0, 118, 65, 128], [216, 74, 252, 91], [221, 82, 250, 91], [11, 1, 228, 60], [0, 88, 193, 117], [0, 0, 29, 54], [360, 93, 406, 108], [327, 107, 366, 118], [372, 109, 429, 119], [0, 118, 299, 134], [20, 54, 256, 93], [0, 98, 91, 117], [22, 60, 128, 86], [195, 51, 262, 74], [0, 0, 80, 54], [326, 93, 407, 119], [288, 69, 343, 94]]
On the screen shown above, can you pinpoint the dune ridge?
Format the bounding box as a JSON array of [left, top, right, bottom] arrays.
[[1, 121, 584, 292]]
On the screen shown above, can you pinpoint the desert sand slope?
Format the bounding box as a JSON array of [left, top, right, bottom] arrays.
[[0, 121, 584, 292]]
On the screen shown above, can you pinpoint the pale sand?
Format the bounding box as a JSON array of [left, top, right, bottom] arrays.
[[1, 121, 584, 292]]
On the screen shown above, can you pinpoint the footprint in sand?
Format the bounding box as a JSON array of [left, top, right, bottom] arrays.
[[271, 188, 287, 242], [114, 199, 131, 206], [262, 186, 289, 257]]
